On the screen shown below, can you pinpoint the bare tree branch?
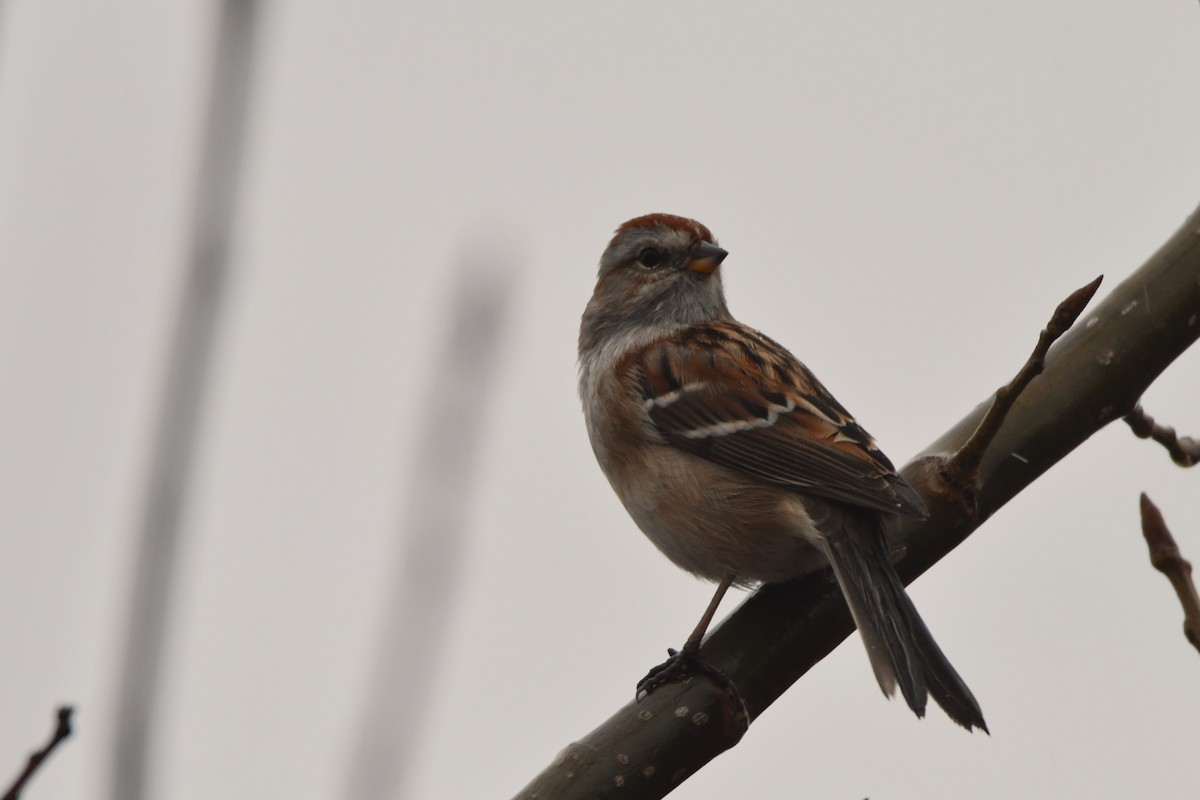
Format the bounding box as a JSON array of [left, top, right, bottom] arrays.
[[1139, 494, 1200, 653], [1125, 405, 1199, 467], [2, 707, 74, 800], [514, 201, 1200, 799]]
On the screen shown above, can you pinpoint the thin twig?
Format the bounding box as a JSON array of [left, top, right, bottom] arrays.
[[946, 275, 1103, 503], [1139, 494, 1200, 653], [1125, 405, 1198, 467], [2, 707, 74, 800]]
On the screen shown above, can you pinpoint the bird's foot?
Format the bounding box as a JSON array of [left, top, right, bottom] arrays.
[[635, 642, 737, 701]]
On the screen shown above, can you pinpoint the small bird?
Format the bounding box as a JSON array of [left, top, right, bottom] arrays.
[[578, 213, 985, 731]]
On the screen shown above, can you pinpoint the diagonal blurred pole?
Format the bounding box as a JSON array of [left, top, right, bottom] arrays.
[[346, 248, 518, 800], [111, 3, 261, 799]]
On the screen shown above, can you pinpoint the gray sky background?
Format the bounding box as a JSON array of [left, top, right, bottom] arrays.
[[2, 2, 1200, 798]]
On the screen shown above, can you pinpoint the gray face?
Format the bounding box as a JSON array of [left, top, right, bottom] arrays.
[[597, 223, 704, 278], [580, 217, 733, 356]]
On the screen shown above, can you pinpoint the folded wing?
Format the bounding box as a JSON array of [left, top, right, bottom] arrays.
[[630, 322, 926, 518]]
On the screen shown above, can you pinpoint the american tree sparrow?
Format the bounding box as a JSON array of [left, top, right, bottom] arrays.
[[578, 213, 985, 731]]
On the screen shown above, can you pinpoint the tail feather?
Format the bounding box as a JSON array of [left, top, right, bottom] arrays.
[[904, 600, 989, 732], [816, 506, 987, 732]]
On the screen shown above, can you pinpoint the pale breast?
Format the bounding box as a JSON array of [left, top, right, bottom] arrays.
[[605, 436, 828, 584], [580, 336, 830, 584]]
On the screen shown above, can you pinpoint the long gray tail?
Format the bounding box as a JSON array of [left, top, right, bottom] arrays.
[[817, 506, 987, 732]]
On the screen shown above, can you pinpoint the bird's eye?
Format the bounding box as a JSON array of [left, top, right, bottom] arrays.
[[637, 247, 663, 268]]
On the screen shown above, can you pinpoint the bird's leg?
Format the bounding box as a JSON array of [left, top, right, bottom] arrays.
[[679, 572, 734, 655], [636, 573, 737, 700]]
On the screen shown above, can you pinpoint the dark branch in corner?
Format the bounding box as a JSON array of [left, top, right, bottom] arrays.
[[2, 707, 74, 800], [945, 275, 1104, 507], [514, 203, 1200, 800], [1125, 405, 1198, 467], [1139, 494, 1200, 653]]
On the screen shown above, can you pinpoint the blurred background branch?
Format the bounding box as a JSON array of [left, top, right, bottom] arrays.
[[346, 247, 518, 800], [111, 3, 261, 799]]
